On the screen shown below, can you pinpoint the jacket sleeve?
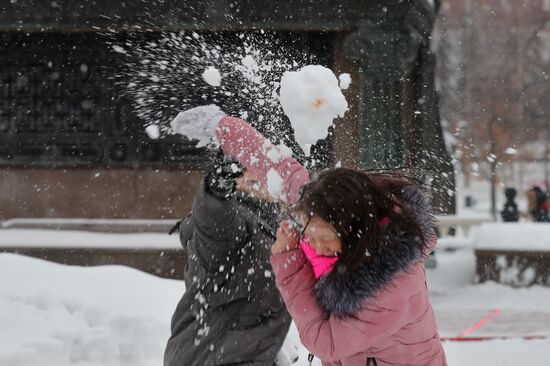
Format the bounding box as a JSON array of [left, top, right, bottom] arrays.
[[270, 250, 413, 361], [191, 183, 247, 266], [177, 214, 194, 250], [216, 116, 309, 205]]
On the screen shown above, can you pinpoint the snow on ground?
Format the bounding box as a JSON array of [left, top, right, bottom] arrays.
[[0, 229, 180, 249], [443, 339, 550, 365], [429, 248, 550, 315], [474, 223, 550, 250], [4, 171, 550, 365], [0, 253, 183, 366], [3, 243, 550, 365]]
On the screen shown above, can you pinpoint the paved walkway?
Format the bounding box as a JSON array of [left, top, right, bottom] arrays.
[[434, 308, 550, 339]]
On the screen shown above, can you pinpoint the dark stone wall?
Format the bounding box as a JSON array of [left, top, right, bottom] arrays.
[[0, 0, 429, 32], [1, 247, 187, 279], [0, 168, 203, 219]]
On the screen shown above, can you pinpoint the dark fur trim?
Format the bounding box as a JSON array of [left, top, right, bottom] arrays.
[[399, 185, 437, 241], [314, 185, 435, 316]]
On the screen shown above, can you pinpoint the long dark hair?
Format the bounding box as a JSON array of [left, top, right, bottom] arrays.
[[295, 168, 427, 272]]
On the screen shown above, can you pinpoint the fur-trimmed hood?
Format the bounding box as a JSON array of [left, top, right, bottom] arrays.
[[314, 185, 436, 317]]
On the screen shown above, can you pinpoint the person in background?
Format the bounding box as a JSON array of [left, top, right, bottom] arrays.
[[164, 106, 309, 365], [501, 187, 520, 222], [528, 186, 550, 222], [271, 168, 447, 366]]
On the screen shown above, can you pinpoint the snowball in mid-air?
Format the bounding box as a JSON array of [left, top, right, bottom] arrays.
[[279, 65, 348, 156], [338, 73, 352, 90], [170, 104, 225, 147], [202, 66, 222, 87], [145, 124, 160, 139]]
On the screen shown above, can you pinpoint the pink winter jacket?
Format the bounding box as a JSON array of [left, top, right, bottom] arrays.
[[216, 116, 309, 205], [270, 247, 447, 366]]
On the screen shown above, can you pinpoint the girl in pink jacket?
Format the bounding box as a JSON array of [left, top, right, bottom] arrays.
[[271, 169, 447, 366], [172, 107, 446, 365]]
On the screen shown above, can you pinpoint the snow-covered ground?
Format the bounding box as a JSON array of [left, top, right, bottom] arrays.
[[0, 253, 183, 366], [3, 241, 550, 365], [3, 162, 550, 365], [0, 229, 179, 249]]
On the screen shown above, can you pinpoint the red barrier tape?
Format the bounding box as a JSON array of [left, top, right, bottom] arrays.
[[457, 309, 502, 338], [442, 336, 548, 342]]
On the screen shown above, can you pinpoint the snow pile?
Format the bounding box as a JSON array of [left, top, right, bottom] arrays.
[[474, 223, 550, 250], [279, 65, 348, 155], [0, 253, 308, 366], [202, 66, 222, 87], [0, 253, 183, 366]]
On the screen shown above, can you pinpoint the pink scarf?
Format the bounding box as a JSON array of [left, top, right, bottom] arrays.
[[299, 237, 339, 279], [298, 217, 390, 279]]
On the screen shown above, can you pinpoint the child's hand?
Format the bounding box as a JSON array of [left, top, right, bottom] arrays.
[[271, 220, 300, 255]]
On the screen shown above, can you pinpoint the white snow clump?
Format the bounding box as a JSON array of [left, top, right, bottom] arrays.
[[202, 66, 222, 87], [170, 105, 226, 147], [279, 65, 348, 156], [145, 124, 160, 139], [338, 73, 352, 90]]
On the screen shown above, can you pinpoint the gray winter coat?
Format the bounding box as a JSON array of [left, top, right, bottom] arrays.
[[164, 185, 291, 366]]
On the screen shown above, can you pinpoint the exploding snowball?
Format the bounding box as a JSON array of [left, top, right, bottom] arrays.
[[145, 124, 160, 139], [338, 73, 352, 90], [169, 104, 225, 147], [202, 66, 222, 87], [279, 65, 348, 156], [266, 168, 284, 199]]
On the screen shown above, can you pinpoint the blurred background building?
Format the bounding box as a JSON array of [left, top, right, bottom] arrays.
[[0, 0, 453, 227]]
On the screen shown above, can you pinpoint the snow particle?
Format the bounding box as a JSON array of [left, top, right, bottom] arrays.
[[338, 73, 352, 90], [202, 66, 222, 87], [145, 124, 160, 139], [111, 45, 127, 54]]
